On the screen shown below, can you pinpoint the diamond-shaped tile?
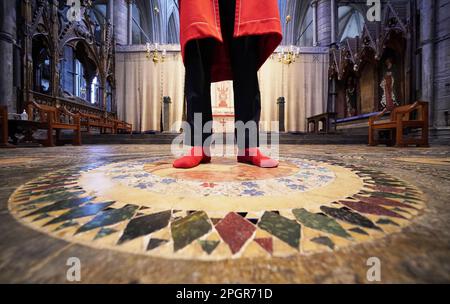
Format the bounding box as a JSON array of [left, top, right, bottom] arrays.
[[44, 202, 114, 226], [215, 212, 256, 254], [311, 236, 335, 250], [340, 201, 406, 219], [147, 238, 169, 251], [257, 212, 301, 249], [76, 205, 139, 234], [24, 196, 94, 217], [254, 238, 273, 254], [293, 208, 351, 239], [320, 206, 381, 231], [117, 210, 171, 245], [198, 240, 220, 255], [171, 211, 212, 251]]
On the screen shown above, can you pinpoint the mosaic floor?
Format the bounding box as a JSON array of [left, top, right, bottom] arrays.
[[8, 156, 425, 260], [1, 145, 449, 283]]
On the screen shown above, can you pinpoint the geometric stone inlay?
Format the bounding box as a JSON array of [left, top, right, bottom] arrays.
[[7, 157, 426, 261]]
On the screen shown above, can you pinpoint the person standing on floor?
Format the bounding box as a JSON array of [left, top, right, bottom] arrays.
[[174, 0, 283, 169]]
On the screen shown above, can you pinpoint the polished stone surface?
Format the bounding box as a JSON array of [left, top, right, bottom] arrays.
[[0, 144, 449, 283]]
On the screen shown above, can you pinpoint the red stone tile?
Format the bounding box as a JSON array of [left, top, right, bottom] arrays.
[[366, 185, 405, 194], [340, 201, 406, 219], [254, 238, 273, 254], [215, 212, 256, 254], [354, 195, 418, 210]]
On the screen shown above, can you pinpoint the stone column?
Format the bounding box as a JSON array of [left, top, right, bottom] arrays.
[[311, 0, 318, 46], [329, 0, 337, 114], [0, 0, 17, 112], [420, 0, 436, 127], [277, 97, 286, 132], [108, 0, 114, 26], [113, 0, 128, 45], [126, 0, 133, 45], [317, 0, 331, 47], [330, 0, 337, 45], [162, 96, 172, 132]]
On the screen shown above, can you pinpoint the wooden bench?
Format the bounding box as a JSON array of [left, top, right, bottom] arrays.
[[78, 112, 115, 134], [307, 112, 337, 134], [27, 101, 82, 146], [111, 118, 132, 134], [369, 101, 429, 147]]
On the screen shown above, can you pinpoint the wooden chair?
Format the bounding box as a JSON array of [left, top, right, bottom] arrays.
[[78, 112, 115, 134], [27, 101, 82, 146], [369, 101, 429, 147]]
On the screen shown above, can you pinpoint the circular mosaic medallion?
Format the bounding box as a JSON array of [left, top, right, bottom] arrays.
[[8, 157, 425, 260]]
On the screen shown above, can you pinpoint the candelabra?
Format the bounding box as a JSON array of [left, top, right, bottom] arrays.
[[146, 43, 166, 63], [277, 46, 300, 65]]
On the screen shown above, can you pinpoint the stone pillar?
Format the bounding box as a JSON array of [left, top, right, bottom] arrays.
[[420, 0, 436, 127], [113, 0, 128, 45], [311, 0, 318, 46], [317, 0, 332, 47], [0, 0, 17, 112], [277, 97, 286, 132], [126, 0, 133, 45], [108, 0, 114, 26], [330, 0, 337, 45], [162, 96, 171, 132]]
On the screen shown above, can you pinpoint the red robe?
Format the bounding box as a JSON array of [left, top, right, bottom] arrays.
[[179, 0, 283, 83]]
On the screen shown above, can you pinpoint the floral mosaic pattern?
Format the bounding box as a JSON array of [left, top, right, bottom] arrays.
[[98, 157, 336, 197], [8, 157, 425, 260]]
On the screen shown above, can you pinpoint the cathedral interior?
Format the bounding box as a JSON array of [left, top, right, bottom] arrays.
[[0, 0, 449, 284]]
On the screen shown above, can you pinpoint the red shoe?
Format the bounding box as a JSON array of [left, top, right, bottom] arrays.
[[237, 148, 279, 168], [173, 147, 211, 169]]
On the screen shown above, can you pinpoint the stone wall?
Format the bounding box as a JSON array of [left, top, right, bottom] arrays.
[[0, 0, 17, 112], [434, 0, 450, 128], [114, 0, 128, 45]]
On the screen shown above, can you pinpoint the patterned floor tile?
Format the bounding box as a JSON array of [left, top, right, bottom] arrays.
[[76, 205, 139, 234], [171, 211, 212, 251], [215, 212, 256, 254], [258, 212, 301, 249], [118, 210, 171, 244], [293, 208, 351, 239]]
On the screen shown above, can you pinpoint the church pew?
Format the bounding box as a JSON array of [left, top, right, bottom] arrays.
[[27, 101, 82, 147], [369, 101, 429, 147], [78, 112, 115, 134]]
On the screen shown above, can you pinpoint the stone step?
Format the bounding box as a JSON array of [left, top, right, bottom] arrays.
[[80, 132, 368, 145]]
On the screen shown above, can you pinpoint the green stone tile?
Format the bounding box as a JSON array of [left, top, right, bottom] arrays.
[[24, 196, 94, 217], [54, 220, 79, 232], [44, 202, 115, 226], [171, 211, 212, 252], [198, 240, 220, 255], [19, 191, 85, 206], [257, 211, 301, 249], [293, 208, 351, 239], [76, 205, 139, 234], [311, 236, 335, 250], [94, 227, 118, 240]]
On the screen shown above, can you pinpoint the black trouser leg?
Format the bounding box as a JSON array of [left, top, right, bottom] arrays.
[[218, 0, 261, 149], [230, 36, 261, 149], [184, 39, 215, 147]]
